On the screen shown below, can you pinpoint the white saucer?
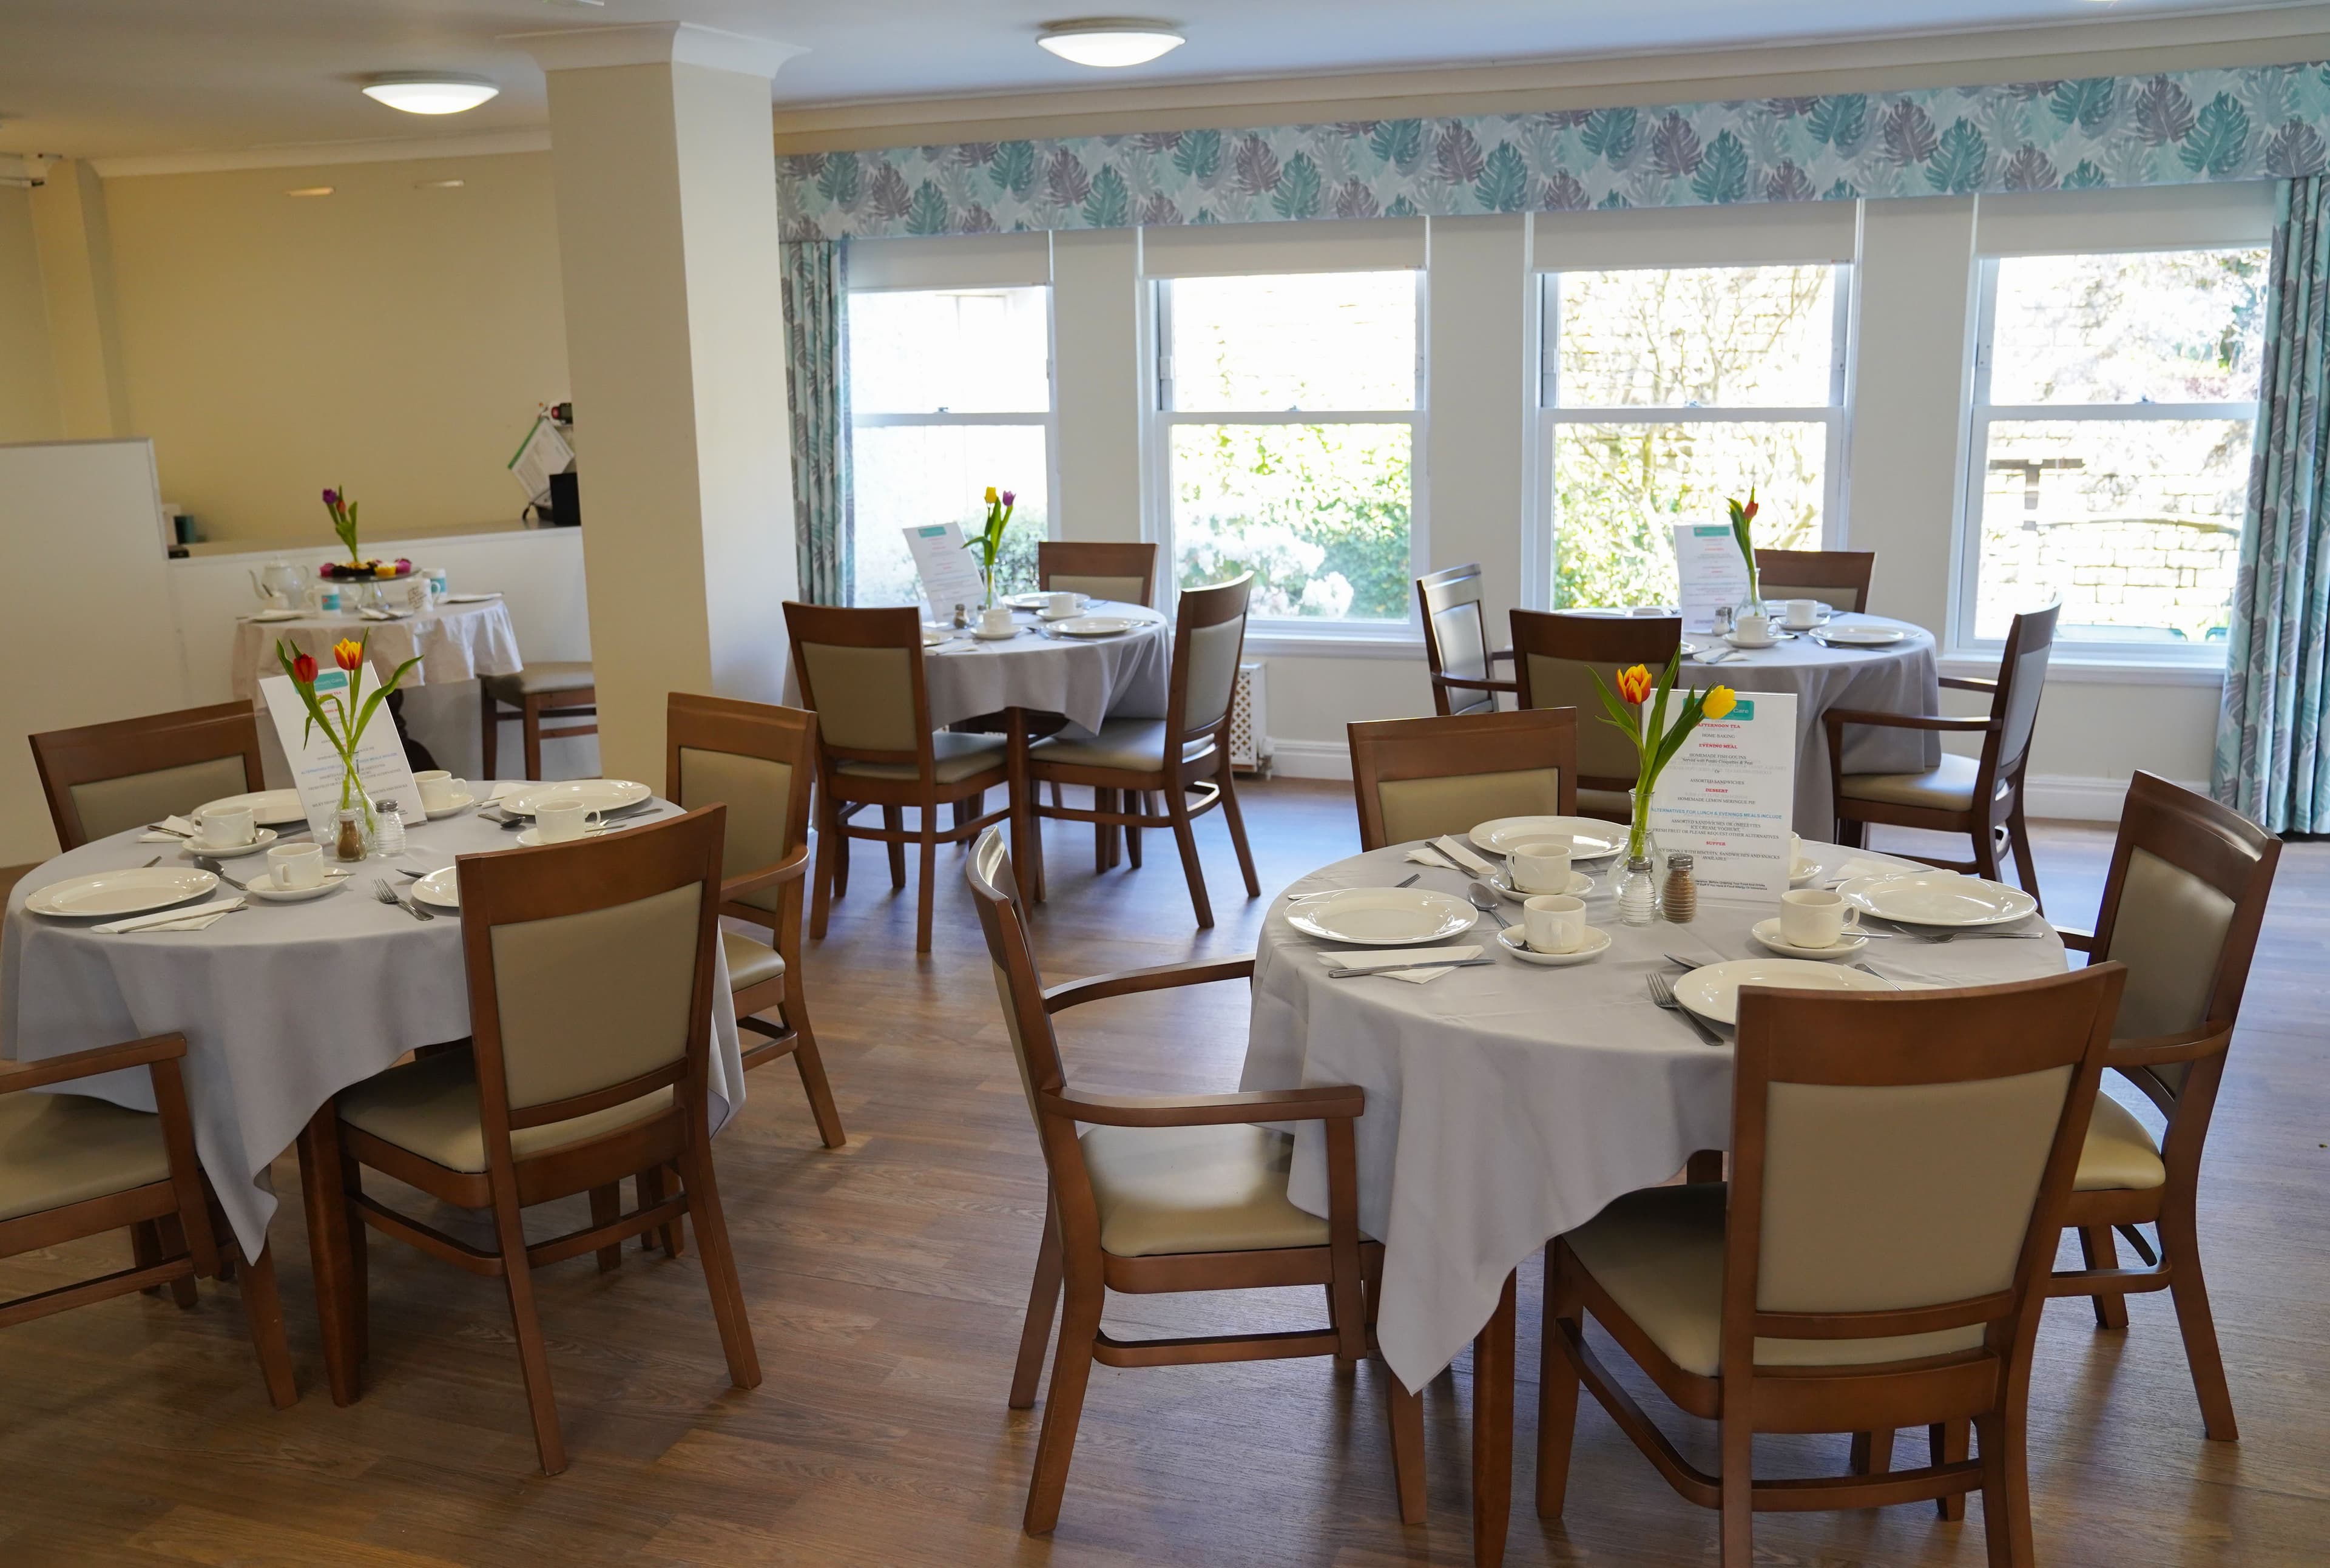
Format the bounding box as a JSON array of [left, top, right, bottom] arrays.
[[410, 866, 461, 909], [422, 794, 476, 820], [1038, 607, 1084, 621], [1724, 630, 1795, 649], [1497, 924, 1612, 967], [1487, 867, 1595, 901], [1749, 919, 1869, 959], [244, 870, 353, 903], [186, 828, 279, 859], [971, 626, 1023, 641], [515, 826, 604, 847], [1788, 857, 1821, 888]]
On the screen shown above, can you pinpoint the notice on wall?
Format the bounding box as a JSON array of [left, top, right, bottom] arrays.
[[1647, 689, 1796, 899], [1673, 522, 1751, 634], [260, 671, 422, 831], [903, 523, 990, 624]]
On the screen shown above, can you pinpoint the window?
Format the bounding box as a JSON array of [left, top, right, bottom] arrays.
[[1154, 270, 1421, 624], [1539, 265, 1849, 609], [1961, 248, 2268, 655], [846, 285, 1053, 607]]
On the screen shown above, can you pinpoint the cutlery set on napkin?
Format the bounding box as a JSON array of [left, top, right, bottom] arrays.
[[95, 899, 246, 934]]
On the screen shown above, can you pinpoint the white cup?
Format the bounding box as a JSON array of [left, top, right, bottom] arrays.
[[1734, 611, 1775, 646], [535, 799, 594, 843], [1044, 590, 1079, 617], [1523, 893, 1587, 955], [1509, 841, 1573, 894], [197, 805, 255, 848], [417, 774, 467, 813], [979, 606, 1016, 637], [1785, 598, 1823, 630], [268, 841, 325, 890], [1780, 887, 1859, 948], [405, 578, 433, 612]]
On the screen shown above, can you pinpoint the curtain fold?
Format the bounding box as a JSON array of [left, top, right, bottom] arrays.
[[780, 238, 853, 606]]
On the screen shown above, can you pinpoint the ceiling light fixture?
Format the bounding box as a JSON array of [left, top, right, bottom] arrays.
[[1036, 18, 1186, 69], [361, 72, 500, 115]]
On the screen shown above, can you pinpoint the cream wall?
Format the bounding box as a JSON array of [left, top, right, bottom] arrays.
[[100, 152, 569, 544], [0, 186, 62, 443]]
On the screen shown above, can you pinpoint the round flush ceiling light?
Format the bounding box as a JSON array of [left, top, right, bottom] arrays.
[[361, 73, 500, 115], [1036, 18, 1186, 68]]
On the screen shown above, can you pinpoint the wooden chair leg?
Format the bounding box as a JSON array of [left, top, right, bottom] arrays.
[[154, 1215, 201, 1307], [296, 1107, 364, 1407], [1024, 1276, 1104, 1535], [1536, 1246, 1583, 1519], [832, 805, 854, 897], [883, 806, 908, 890], [235, 1239, 299, 1408], [1124, 791, 1144, 870], [480, 689, 499, 778], [789, 1023, 847, 1149], [339, 1144, 370, 1367], [2007, 800, 2043, 913], [1473, 1271, 1516, 1568], [1933, 1419, 1970, 1521], [1974, 1408, 2019, 1568], [915, 814, 939, 953], [488, 1189, 568, 1475], [522, 694, 545, 781], [589, 1184, 624, 1272], [661, 1163, 687, 1256], [1971, 817, 2004, 882], [2077, 1224, 2131, 1330], [1092, 788, 1113, 873], [1165, 788, 1214, 929], [636, 1165, 667, 1253], [1388, 1373, 1427, 1526], [1686, 1150, 1723, 1184], [1010, 1194, 1064, 1411], [1718, 1404, 1754, 1567], [678, 1130, 761, 1391], [810, 795, 842, 940], [1850, 1427, 1896, 1475], [2159, 1203, 2240, 1440], [1217, 766, 1261, 897]]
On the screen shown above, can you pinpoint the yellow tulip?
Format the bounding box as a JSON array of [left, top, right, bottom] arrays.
[[984, 485, 999, 504], [1701, 686, 1737, 720]]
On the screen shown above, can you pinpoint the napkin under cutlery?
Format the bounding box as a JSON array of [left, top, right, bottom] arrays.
[[1317, 944, 1483, 984], [1431, 836, 1499, 879], [357, 607, 414, 621], [140, 815, 199, 843], [1405, 845, 1461, 871], [96, 897, 245, 934]]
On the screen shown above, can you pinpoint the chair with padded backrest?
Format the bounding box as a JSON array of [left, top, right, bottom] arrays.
[[481, 662, 598, 782], [1537, 965, 2122, 1567], [1038, 540, 1158, 607], [30, 701, 265, 851], [1508, 610, 1681, 824], [784, 602, 1015, 954], [1348, 709, 1579, 852], [963, 828, 1416, 1535], [1825, 603, 2058, 908], [304, 808, 760, 1474], [1, 1033, 296, 1407], [1417, 564, 1519, 717], [1024, 575, 1260, 929], [1755, 549, 1876, 615], [666, 694, 843, 1155]]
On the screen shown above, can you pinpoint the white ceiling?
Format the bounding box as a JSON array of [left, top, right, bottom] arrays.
[[0, 0, 2314, 161]]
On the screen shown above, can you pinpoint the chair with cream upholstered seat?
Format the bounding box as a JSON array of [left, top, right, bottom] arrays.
[[1755, 548, 1876, 615], [1536, 965, 2122, 1566], [784, 601, 1015, 954], [1508, 609, 1681, 823], [1024, 575, 1260, 928], [30, 701, 265, 851], [1824, 603, 2058, 908], [1037, 539, 1158, 607], [303, 808, 760, 1474], [481, 661, 598, 781], [1417, 563, 1519, 716], [1347, 708, 1578, 851], [964, 828, 1414, 1535]]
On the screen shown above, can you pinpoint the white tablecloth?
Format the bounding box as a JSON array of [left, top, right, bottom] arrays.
[[1672, 613, 1942, 836], [1237, 839, 2065, 1392], [1, 801, 743, 1260], [229, 599, 524, 701]]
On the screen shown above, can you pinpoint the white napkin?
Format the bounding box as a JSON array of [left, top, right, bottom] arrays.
[[358, 607, 413, 621], [139, 814, 199, 843], [96, 897, 244, 934], [1318, 944, 1482, 984], [1405, 845, 1460, 871], [1432, 836, 1499, 878], [441, 592, 500, 603]]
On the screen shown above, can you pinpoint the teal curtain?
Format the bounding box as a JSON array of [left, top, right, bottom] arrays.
[[780, 238, 853, 605], [2215, 177, 2330, 833]]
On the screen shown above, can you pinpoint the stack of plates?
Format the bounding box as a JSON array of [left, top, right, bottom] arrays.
[[1469, 816, 1625, 863], [1836, 869, 2037, 930]]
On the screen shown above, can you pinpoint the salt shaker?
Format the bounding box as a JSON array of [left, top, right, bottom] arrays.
[[375, 799, 406, 859], [1660, 851, 1698, 924]]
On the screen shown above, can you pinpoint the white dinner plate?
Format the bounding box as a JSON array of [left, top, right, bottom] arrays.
[[245, 870, 353, 903], [1002, 592, 1086, 612], [505, 779, 652, 817], [197, 789, 308, 827], [422, 794, 476, 820], [1470, 816, 1625, 862], [184, 827, 279, 859], [27, 865, 219, 918], [1285, 887, 1480, 946], [1749, 919, 1870, 960], [1675, 958, 1893, 1026], [410, 866, 461, 910], [1046, 615, 1141, 638], [1496, 924, 1612, 967], [1817, 624, 1908, 646], [1839, 870, 2039, 929], [1486, 867, 1595, 901], [243, 608, 305, 623]]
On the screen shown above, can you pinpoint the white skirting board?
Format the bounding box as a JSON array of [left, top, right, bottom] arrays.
[[1262, 737, 2198, 824]]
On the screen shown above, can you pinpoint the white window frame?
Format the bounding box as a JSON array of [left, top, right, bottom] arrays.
[[1951, 248, 2261, 670], [1144, 268, 1429, 640], [1535, 263, 1854, 607]]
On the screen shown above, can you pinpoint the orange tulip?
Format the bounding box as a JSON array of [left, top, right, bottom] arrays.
[[333, 638, 363, 674], [1615, 664, 1654, 706]]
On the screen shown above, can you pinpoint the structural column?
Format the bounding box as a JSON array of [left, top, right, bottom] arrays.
[[517, 22, 803, 779]]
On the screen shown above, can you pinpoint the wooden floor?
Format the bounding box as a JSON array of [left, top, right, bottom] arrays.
[[2, 779, 2326, 1566]]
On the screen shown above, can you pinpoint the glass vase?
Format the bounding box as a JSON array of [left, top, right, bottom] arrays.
[[326, 771, 377, 863], [1618, 788, 1661, 925]]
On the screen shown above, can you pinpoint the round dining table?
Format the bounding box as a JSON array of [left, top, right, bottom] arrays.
[[0, 795, 745, 1268]]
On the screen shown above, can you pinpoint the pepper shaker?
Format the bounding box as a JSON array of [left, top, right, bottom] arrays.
[[1660, 851, 1698, 924]]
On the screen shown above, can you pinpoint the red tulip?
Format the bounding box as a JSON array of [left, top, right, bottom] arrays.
[[1743, 498, 1758, 522], [291, 652, 317, 685]]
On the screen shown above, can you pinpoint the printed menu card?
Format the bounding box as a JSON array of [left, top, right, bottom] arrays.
[[260, 672, 422, 830], [1647, 688, 1796, 898], [903, 523, 990, 624], [1672, 521, 1751, 634]]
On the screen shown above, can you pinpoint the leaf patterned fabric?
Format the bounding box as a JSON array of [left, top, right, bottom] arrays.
[[778, 63, 2330, 240], [2215, 177, 2330, 832], [780, 238, 853, 606]]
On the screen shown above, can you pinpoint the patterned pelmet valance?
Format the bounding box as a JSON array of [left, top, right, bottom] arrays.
[[777, 61, 2330, 241]]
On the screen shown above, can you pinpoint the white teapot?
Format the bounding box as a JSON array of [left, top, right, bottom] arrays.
[[248, 559, 304, 609]]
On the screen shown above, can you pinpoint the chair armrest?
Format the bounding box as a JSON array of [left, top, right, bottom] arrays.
[[2105, 1026, 2230, 1071], [1487, 647, 1516, 666], [1824, 709, 1995, 734], [2055, 925, 2096, 953], [1044, 956, 1256, 1013], [721, 843, 812, 904], [0, 1033, 186, 1094], [1939, 675, 1998, 695], [1039, 1084, 1363, 1126], [1432, 674, 1522, 694]]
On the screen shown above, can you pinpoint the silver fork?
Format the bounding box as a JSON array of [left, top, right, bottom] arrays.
[[1646, 972, 1724, 1046], [373, 877, 433, 921], [194, 854, 250, 891]]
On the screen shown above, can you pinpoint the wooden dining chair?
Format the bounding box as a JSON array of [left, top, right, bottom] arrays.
[[664, 693, 844, 1148], [1038, 540, 1158, 607], [783, 602, 1015, 954], [1347, 708, 1578, 851], [963, 828, 1412, 1533], [1508, 609, 1681, 823], [1536, 965, 2122, 1567], [1755, 549, 1876, 614], [1825, 603, 2059, 907], [30, 701, 265, 850], [1024, 575, 1260, 928], [2, 1033, 296, 1408], [1417, 563, 1519, 717], [303, 808, 760, 1473], [480, 663, 599, 782]]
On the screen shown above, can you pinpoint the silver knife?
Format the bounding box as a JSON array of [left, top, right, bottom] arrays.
[[1326, 957, 1494, 978]]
